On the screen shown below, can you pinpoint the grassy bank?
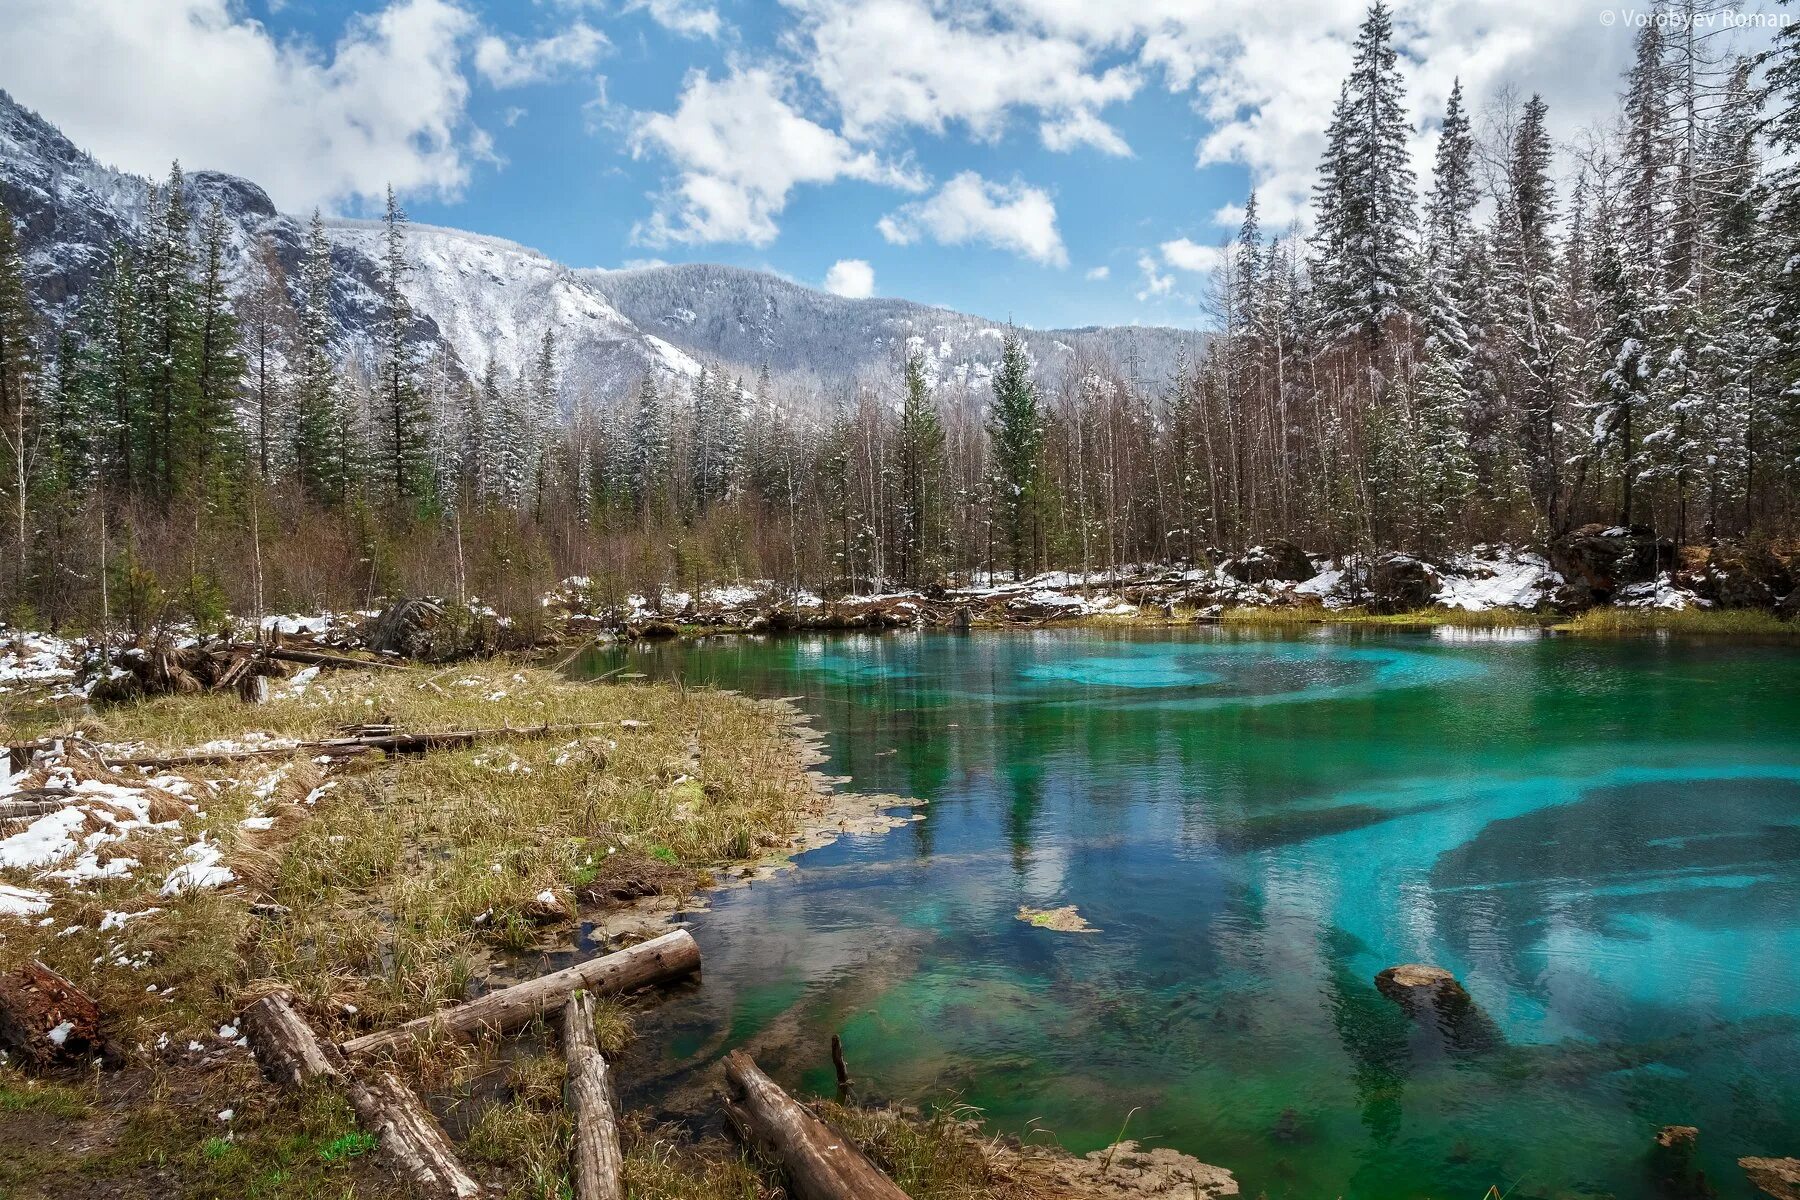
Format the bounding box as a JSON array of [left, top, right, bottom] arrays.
[[0, 663, 824, 1197], [1, 663, 1154, 1199]]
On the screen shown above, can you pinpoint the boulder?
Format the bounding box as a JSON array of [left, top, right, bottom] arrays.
[[1692, 544, 1795, 610], [1741, 1158, 1800, 1200], [1224, 539, 1314, 584], [1550, 524, 1672, 606], [1368, 554, 1441, 614], [1373, 964, 1501, 1053]]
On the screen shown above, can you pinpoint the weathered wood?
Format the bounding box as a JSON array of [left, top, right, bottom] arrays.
[[563, 991, 624, 1200], [242, 992, 342, 1087], [106, 721, 616, 769], [830, 1033, 852, 1100], [347, 1071, 485, 1200], [1741, 1157, 1800, 1200], [342, 929, 700, 1058], [721, 1050, 909, 1200], [242, 644, 414, 672], [0, 960, 107, 1068]]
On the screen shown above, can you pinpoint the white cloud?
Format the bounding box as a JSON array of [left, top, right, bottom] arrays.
[[474, 22, 607, 88], [627, 0, 724, 39], [878, 171, 1067, 267], [785, 0, 1137, 154], [1160, 237, 1225, 274], [1084, 265, 1109, 281], [1135, 252, 1174, 301], [823, 258, 875, 297], [0, 0, 481, 212], [632, 66, 923, 246]]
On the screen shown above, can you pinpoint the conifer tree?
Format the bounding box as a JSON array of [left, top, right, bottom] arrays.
[[988, 332, 1042, 579], [0, 204, 38, 576], [295, 210, 346, 505], [377, 186, 430, 510], [894, 350, 945, 583], [190, 198, 245, 501], [1310, 1, 1419, 356]]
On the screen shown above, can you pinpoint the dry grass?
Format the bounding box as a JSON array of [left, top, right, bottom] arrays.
[[1558, 607, 1798, 636]]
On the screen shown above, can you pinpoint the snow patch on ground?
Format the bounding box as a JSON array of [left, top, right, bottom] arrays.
[[1434, 551, 1562, 611]]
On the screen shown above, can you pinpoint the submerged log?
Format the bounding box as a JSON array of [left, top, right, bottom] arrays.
[[0, 960, 109, 1068], [242, 991, 342, 1087], [563, 990, 624, 1200], [342, 929, 700, 1058], [721, 1050, 909, 1200], [348, 1071, 485, 1200]]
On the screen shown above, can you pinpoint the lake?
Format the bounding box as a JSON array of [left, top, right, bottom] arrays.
[[575, 626, 1800, 1199]]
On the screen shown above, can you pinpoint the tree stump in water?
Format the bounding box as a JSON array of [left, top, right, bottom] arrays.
[[1651, 1126, 1715, 1198], [1373, 964, 1501, 1053], [0, 960, 108, 1068]]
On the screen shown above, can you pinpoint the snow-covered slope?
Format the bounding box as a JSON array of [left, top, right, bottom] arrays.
[[325, 220, 698, 400], [587, 262, 1213, 390]]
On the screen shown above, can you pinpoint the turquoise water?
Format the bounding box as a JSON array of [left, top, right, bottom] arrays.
[[577, 627, 1800, 1199]]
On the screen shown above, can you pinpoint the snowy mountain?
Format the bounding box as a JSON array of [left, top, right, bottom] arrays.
[[2, 88, 1210, 406], [587, 262, 1212, 392]]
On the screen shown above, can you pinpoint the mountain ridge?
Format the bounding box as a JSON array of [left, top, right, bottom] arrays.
[[0, 88, 1211, 402]]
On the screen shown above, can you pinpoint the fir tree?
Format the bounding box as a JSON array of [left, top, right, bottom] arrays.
[[190, 198, 245, 501], [0, 204, 38, 577]]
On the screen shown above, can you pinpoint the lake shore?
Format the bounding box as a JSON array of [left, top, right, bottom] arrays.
[[0, 661, 1238, 1199]]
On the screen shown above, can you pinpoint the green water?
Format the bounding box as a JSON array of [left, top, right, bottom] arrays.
[[576, 627, 1800, 1199]]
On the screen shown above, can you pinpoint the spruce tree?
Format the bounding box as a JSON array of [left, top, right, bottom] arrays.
[[894, 350, 945, 584], [988, 332, 1042, 579], [628, 374, 668, 515], [0, 204, 38, 578], [1310, 1, 1419, 356], [377, 186, 430, 510], [295, 210, 346, 505], [190, 198, 245, 501]]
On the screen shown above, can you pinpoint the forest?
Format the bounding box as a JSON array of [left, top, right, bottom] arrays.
[[3, 1, 1800, 632]]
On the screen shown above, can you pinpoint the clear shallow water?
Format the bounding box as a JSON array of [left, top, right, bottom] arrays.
[[575, 627, 1800, 1199]]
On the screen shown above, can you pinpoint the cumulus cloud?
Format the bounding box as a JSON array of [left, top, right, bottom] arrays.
[[474, 22, 607, 88], [1084, 265, 1110, 281], [1135, 253, 1174, 301], [1160, 237, 1226, 274], [0, 0, 483, 212], [784, 0, 1136, 153], [632, 65, 924, 246], [823, 258, 876, 297], [627, 0, 724, 39], [878, 171, 1067, 267]]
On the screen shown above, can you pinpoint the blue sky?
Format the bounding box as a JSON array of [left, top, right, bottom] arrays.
[[5, 0, 1762, 330]]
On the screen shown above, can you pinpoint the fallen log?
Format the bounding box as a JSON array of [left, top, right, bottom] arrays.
[[105, 721, 617, 769], [241, 644, 415, 672], [0, 960, 111, 1068], [243, 993, 481, 1199], [348, 1071, 485, 1200], [342, 929, 700, 1058], [242, 991, 343, 1087], [563, 990, 625, 1200], [722, 1050, 909, 1200]]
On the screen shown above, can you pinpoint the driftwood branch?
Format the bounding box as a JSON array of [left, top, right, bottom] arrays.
[[242, 644, 415, 672], [243, 991, 481, 1199], [342, 929, 700, 1059], [722, 1050, 909, 1200], [563, 990, 625, 1200], [105, 721, 617, 769]]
